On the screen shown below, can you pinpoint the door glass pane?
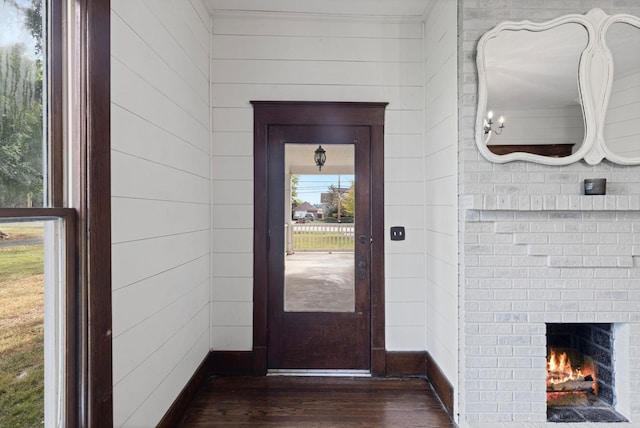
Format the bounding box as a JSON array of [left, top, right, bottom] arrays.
[[0, 0, 46, 207], [284, 144, 355, 312], [0, 218, 65, 427]]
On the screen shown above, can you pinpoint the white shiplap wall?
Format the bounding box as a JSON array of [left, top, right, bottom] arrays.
[[110, 0, 211, 426], [424, 0, 459, 407], [210, 12, 426, 351]]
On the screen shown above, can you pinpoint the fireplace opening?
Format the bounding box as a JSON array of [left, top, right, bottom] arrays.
[[546, 323, 627, 422]]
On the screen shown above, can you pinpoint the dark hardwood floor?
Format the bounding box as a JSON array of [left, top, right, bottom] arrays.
[[179, 376, 457, 427]]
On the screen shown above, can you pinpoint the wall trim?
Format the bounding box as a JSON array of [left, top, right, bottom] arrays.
[[210, 351, 255, 376], [426, 352, 454, 419], [157, 353, 211, 428], [384, 351, 427, 376], [80, 0, 112, 424], [208, 351, 446, 380]]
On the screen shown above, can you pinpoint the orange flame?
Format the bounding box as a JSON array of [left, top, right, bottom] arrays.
[[546, 348, 597, 394], [547, 350, 583, 384]]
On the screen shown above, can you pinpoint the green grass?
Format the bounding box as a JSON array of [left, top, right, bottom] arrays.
[[293, 231, 355, 251], [0, 235, 45, 427], [0, 245, 44, 282]]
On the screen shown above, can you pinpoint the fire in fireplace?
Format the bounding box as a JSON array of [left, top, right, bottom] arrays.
[[547, 348, 596, 395], [546, 323, 627, 422]]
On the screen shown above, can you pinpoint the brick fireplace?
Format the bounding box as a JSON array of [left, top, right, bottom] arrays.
[[546, 323, 627, 422], [459, 195, 640, 426]]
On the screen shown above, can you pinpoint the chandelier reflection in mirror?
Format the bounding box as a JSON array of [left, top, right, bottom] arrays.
[[484, 111, 505, 135], [314, 145, 326, 171]]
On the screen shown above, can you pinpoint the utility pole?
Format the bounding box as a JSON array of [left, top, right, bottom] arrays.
[[337, 175, 341, 222]]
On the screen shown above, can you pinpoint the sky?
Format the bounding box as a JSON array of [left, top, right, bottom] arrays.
[[0, 1, 38, 57], [296, 174, 354, 205]]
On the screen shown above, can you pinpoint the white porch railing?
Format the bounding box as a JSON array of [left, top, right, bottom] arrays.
[[288, 223, 355, 252]]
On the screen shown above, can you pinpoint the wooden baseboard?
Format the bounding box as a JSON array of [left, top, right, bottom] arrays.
[[252, 346, 267, 376], [212, 349, 386, 376], [211, 351, 417, 377], [371, 347, 386, 376], [426, 352, 454, 418], [385, 351, 427, 376], [210, 351, 254, 376], [157, 353, 210, 428]]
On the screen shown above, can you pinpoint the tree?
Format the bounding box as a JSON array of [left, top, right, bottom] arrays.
[[324, 184, 339, 218], [290, 174, 302, 207], [0, 0, 43, 208], [324, 183, 353, 221], [341, 181, 355, 218]]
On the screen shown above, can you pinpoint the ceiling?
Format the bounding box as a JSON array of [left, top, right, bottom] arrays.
[[207, 0, 432, 17]]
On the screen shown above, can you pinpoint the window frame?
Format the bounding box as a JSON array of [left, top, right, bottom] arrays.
[[0, 208, 78, 423], [0, 0, 111, 425]]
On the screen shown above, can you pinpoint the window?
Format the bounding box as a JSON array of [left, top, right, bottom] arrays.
[[0, 0, 111, 425]]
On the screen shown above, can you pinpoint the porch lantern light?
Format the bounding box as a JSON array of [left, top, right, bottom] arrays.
[[314, 145, 326, 171]]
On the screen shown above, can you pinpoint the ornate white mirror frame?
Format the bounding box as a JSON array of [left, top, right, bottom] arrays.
[[476, 8, 640, 165]]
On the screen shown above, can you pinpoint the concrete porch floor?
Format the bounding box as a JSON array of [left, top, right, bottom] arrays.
[[285, 252, 354, 312]]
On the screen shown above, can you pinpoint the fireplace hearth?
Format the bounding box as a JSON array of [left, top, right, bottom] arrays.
[[548, 393, 628, 422], [546, 323, 627, 423]]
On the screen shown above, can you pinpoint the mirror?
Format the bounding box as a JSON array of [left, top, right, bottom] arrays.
[[476, 9, 640, 165], [483, 23, 588, 158], [603, 20, 640, 163]]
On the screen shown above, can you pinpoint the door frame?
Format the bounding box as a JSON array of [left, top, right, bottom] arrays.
[[252, 101, 387, 376]]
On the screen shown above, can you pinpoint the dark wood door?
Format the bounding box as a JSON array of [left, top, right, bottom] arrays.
[[267, 125, 371, 370]]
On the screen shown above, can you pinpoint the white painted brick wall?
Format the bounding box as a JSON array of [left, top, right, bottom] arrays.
[[459, 2, 640, 425], [462, 208, 640, 424]]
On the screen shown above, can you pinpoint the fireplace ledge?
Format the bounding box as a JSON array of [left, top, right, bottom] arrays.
[[461, 194, 640, 211]]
